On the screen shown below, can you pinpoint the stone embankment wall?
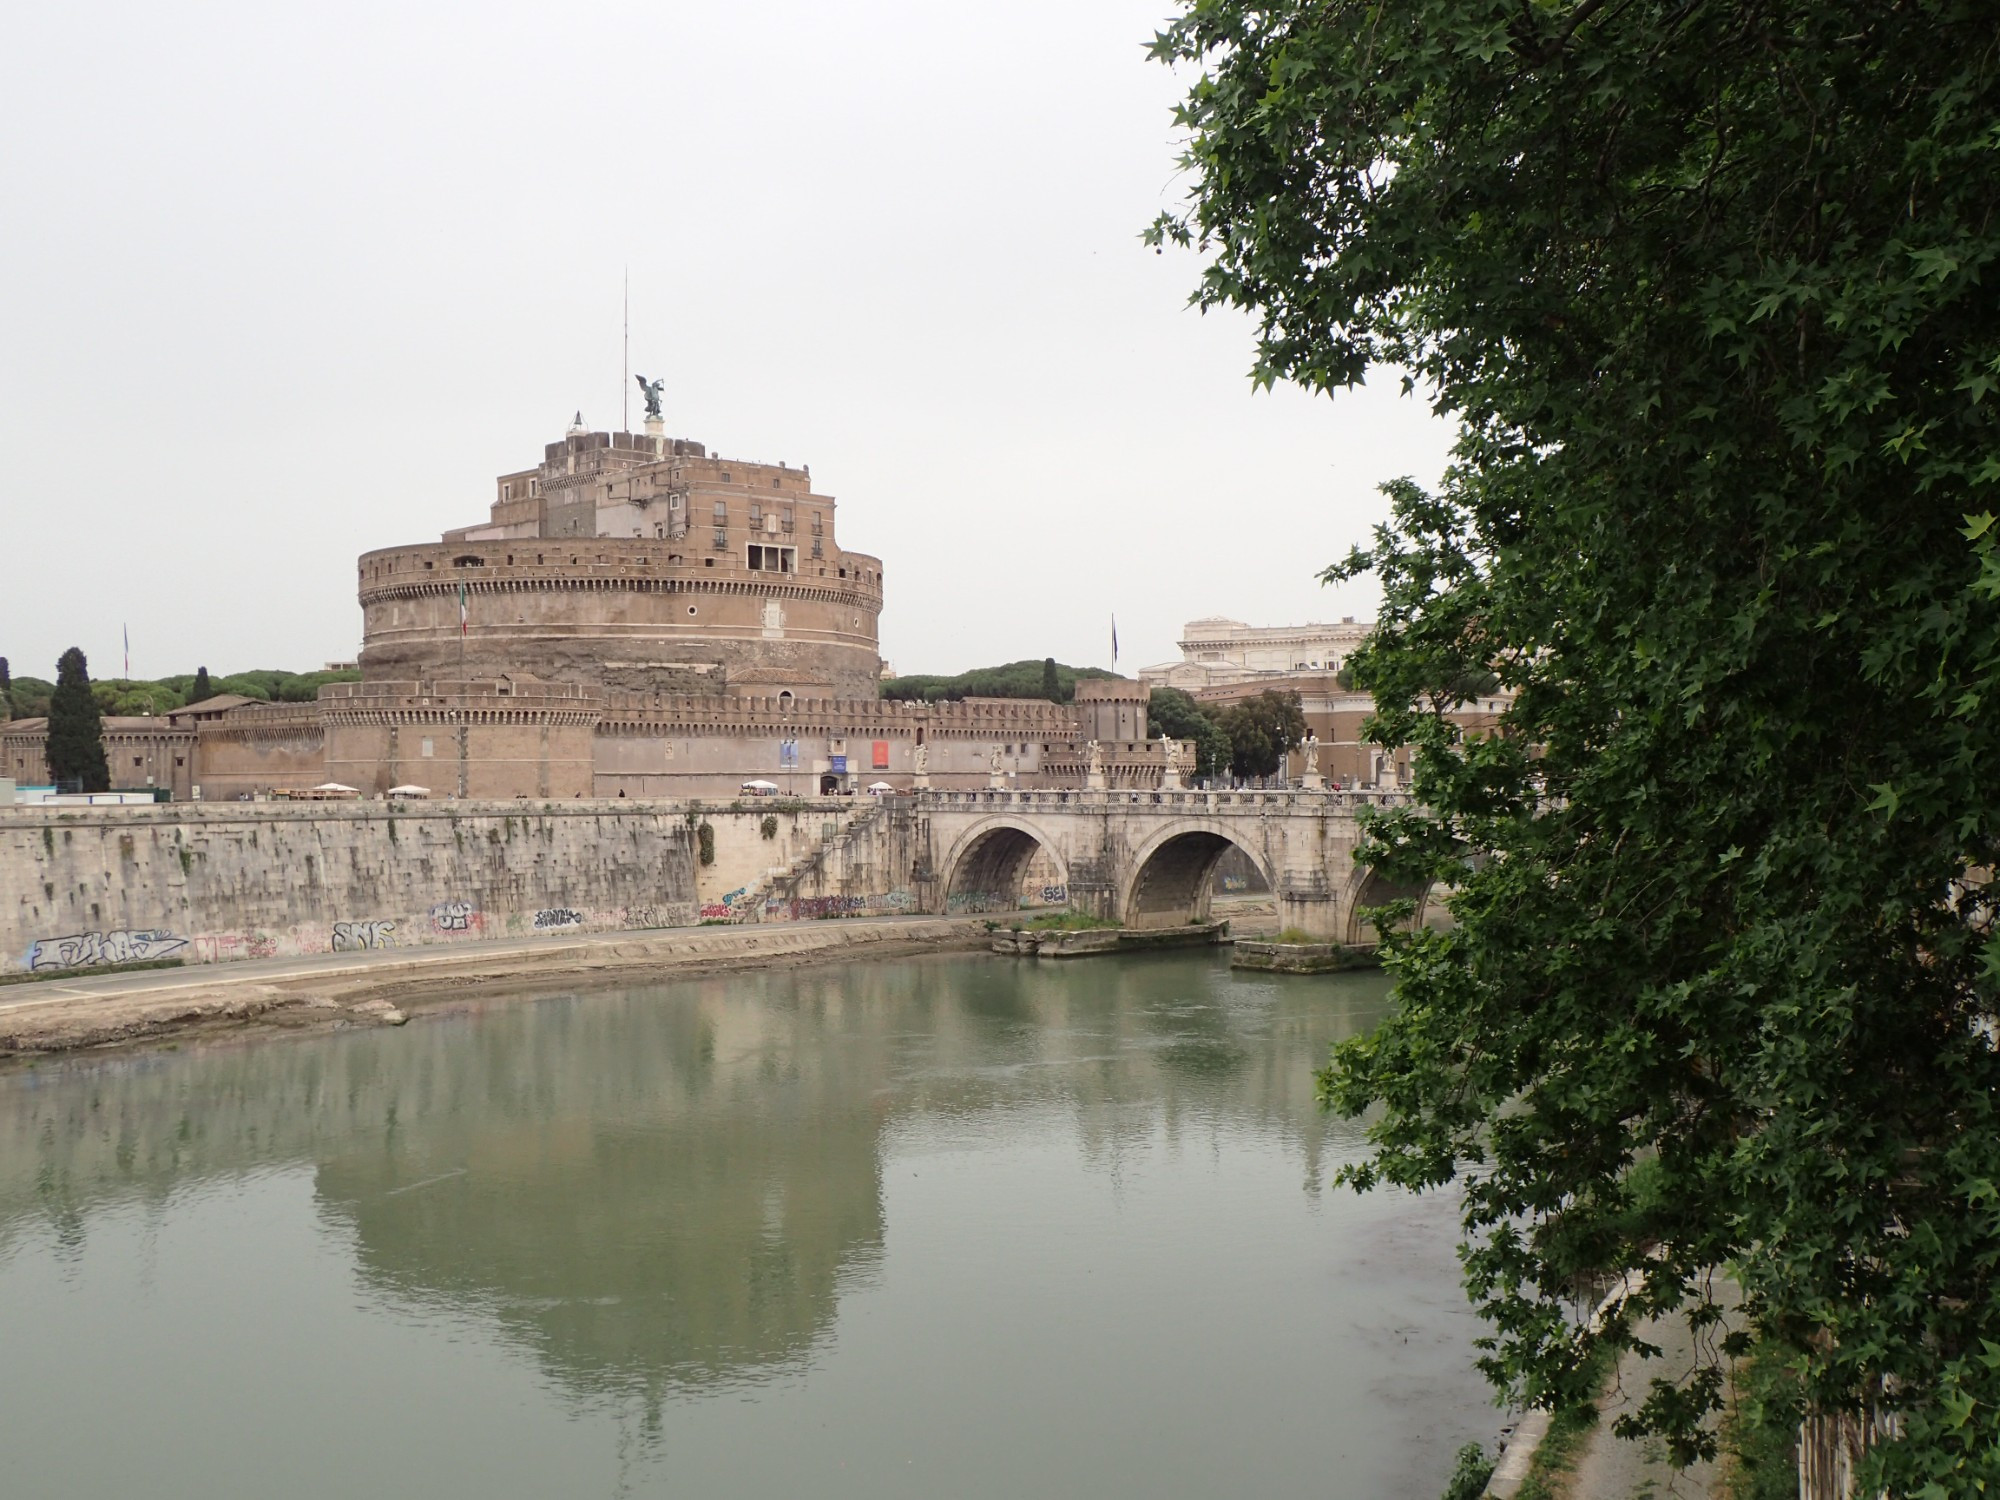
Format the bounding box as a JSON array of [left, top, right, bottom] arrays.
[[692, 799, 930, 923], [0, 802, 699, 975]]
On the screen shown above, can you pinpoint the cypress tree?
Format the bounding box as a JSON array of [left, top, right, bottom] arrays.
[[0, 656, 10, 721], [1041, 656, 1060, 702], [190, 666, 212, 704], [47, 648, 109, 793]]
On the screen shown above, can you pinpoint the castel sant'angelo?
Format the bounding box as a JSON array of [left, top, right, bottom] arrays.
[[6, 405, 1171, 801]]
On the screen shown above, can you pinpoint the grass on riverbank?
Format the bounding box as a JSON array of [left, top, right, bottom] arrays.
[[1717, 1343, 1803, 1500], [0, 958, 187, 988], [1015, 912, 1122, 932], [1512, 1345, 1618, 1500]]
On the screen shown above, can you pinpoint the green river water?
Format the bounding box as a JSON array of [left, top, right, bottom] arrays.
[[0, 951, 1496, 1498]]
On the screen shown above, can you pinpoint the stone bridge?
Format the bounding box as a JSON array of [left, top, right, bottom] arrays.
[[895, 787, 1429, 944]]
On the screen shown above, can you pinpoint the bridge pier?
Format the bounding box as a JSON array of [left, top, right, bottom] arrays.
[[1275, 876, 1343, 942]]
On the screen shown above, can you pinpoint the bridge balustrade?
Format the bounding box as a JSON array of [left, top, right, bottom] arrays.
[[908, 787, 1411, 811]]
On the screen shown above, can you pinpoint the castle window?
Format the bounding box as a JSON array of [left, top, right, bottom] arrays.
[[772, 476, 781, 488], [811, 513, 822, 535], [528, 480, 539, 497], [720, 471, 732, 483], [747, 544, 796, 573], [811, 538, 823, 559], [782, 508, 794, 533], [502, 483, 512, 500], [749, 503, 763, 525], [712, 501, 727, 521], [713, 529, 728, 550]]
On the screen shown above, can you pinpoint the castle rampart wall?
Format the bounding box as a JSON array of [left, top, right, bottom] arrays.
[[193, 705, 326, 801]]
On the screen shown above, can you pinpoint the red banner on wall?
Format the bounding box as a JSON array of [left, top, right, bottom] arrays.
[[872, 740, 890, 769]]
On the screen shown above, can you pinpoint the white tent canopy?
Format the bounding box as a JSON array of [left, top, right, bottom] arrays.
[[741, 779, 780, 791], [386, 785, 430, 798], [313, 783, 358, 794], [867, 781, 895, 792]]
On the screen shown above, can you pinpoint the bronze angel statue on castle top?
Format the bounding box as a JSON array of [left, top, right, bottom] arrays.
[[634, 374, 665, 419]]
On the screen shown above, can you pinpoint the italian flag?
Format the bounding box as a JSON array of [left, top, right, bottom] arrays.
[[458, 582, 468, 637]]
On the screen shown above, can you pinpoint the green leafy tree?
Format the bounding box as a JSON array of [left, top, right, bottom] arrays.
[[1216, 690, 1306, 780], [1147, 687, 1233, 779], [7, 675, 53, 720], [190, 666, 212, 704], [1152, 0, 2000, 1488], [47, 648, 109, 792], [880, 659, 1115, 703]]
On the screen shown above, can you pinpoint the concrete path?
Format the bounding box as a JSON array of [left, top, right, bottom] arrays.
[[0, 914, 989, 1052], [1568, 1290, 1739, 1500]]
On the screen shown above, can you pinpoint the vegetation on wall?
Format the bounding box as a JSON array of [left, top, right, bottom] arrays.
[[880, 660, 1121, 704], [1152, 0, 2000, 1488]]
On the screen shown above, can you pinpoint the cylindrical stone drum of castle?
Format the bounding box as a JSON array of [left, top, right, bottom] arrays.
[[355, 540, 884, 699]]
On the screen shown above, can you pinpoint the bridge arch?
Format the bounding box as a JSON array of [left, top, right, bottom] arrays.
[[939, 816, 1070, 915], [1341, 864, 1438, 946], [1121, 820, 1278, 930]]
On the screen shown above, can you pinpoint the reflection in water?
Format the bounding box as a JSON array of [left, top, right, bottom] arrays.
[[0, 954, 1483, 1499]]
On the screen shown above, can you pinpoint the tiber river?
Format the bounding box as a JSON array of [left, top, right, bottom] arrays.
[[0, 952, 1496, 1499]]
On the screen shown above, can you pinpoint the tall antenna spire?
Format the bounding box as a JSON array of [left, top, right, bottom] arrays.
[[622, 267, 629, 432]]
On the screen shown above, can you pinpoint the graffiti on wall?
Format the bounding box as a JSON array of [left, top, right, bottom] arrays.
[[945, 891, 1011, 914], [430, 899, 480, 934], [699, 887, 750, 921], [622, 904, 687, 930], [1036, 884, 1069, 905], [533, 908, 584, 929], [331, 919, 397, 952], [28, 929, 189, 972], [767, 894, 867, 921], [192, 933, 278, 963]]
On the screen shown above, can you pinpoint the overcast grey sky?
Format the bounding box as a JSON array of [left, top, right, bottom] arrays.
[[0, 0, 1454, 685]]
